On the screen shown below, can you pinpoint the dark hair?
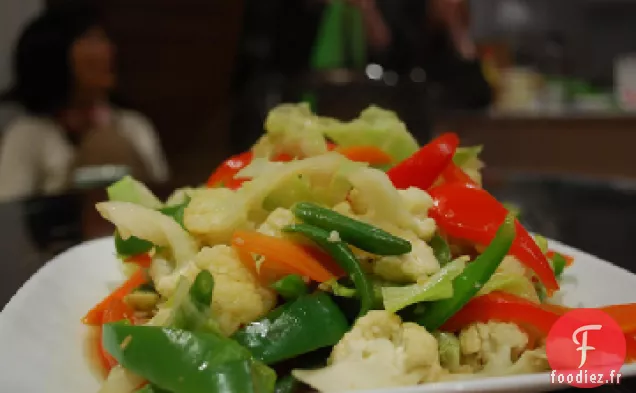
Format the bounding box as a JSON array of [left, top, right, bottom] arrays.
[[0, 3, 102, 115]]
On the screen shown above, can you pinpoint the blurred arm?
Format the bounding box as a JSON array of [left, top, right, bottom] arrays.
[[423, 0, 492, 109], [348, 0, 392, 51]]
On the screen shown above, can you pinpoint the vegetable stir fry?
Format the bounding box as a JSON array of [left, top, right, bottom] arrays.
[[85, 103, 636, 393]]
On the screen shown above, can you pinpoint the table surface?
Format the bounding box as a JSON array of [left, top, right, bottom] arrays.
[[1, 171, 636, 393]]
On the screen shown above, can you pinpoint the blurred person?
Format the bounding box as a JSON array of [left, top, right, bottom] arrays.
[[0, 3, 169, 201], [273, 0, 491, 106], [231, 0, 491, 150]]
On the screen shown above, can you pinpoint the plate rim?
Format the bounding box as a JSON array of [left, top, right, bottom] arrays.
[[1, 236, 636, 393]]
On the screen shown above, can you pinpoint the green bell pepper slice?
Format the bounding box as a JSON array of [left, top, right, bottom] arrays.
[[232, 292, 349, 365], [134, 385, 171, 393], [291, 202, 411, 256], [102, 324, 276, 393], [158, 196, 191, 229], [274, 375, 300, 393], [550, 252, 567, 279], [115, 231, 153, 257], [283, 223, 374, 317], [416, 213, 516, 331], [270, 274, 308, 301]]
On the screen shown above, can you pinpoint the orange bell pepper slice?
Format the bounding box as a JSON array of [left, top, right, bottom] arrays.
[[83, 269, 147, 326], [336, 146, 393, 165], [231, 231, 334, 283]]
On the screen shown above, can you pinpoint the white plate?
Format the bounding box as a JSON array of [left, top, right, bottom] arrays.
[[1, 237, 636, 393]]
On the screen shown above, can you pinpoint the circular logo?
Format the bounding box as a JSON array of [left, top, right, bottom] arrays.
[[546, 309, 626, 388]]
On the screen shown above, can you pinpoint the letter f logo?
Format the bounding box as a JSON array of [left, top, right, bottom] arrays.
[[572, 324, 602, 368]]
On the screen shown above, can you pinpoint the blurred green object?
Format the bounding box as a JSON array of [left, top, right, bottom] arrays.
[[308, 1, 366, 112], [310, 1, 366, 70]]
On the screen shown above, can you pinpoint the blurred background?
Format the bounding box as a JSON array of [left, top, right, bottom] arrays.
[[2, 0, 636, 283], [2, 0, 636, 196]]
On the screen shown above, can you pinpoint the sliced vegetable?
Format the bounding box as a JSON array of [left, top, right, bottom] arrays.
[[98, 298, 135, 372], [387, 133, 459, 191], [149, 272, 219, 334], [322, 106, 420, 163], [265, 103, 330, 158], [158, 195, 191, 229], [534, 235, 549, 254], [547, 250, 574, 266], [274, 375, 300, 393], [206, 151, 254, 188], [452, 145, 483, 167], [428, 183, 559, 295], [549, 252, 567, 278], [124, 253, 153, 269], [430, 234, 452, 266], [336, 145, 393, 165], [96, 201, 198, 266], [115, 231, 153, 258], [541, 302, 636, 334], [434, 332, 461, 371], [382, 257, 467, 313], [102, 324, 276, 393], [441, 292, 560, 335], [232, 293, 349, 364], [84, 269, 147, 326], [231, 230, 334, 283], [189, 270, 215, 308], [478, 272, 540, 303], [439, 162, 477, 187], [416, 214, 516, 331], [262, 175, 314, 211], [134, 384, 170, 393], [107, 176, 163, 209], [271, 274, 309, 301], [100, 365, 147, 393], [292, 202, 412, 256], [300, 245, 347, 278], [321, 279, 357, 298], [284, 224, 374, 317]]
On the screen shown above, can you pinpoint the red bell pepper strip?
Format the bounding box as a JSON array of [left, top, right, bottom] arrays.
[[440, 162, 478, 187], [206, 151, 254, 188], [97, 297, 135, 372], [387, 133, 459, 190], [626, 334, 636, 361], [83, 269, 147, 325], [300, 245, 347, 278], [442, 292, 636, 360], [428, 183, 559, 295], [441, 292, 560, 335], [541, 302, 636, 334]]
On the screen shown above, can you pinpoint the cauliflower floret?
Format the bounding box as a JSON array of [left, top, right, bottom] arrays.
[[398, 187, 434, 216], [373, 232, 440, 283], [457, 322, 548, 376], [293, 311, 445, 392], [398, 188, 437, 241], [184, 188, 249, 245], [150, 258, 201, 298], [195, 245, 276, 335], [256, 208, 295, 237], [412, 217, 436, 241]]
